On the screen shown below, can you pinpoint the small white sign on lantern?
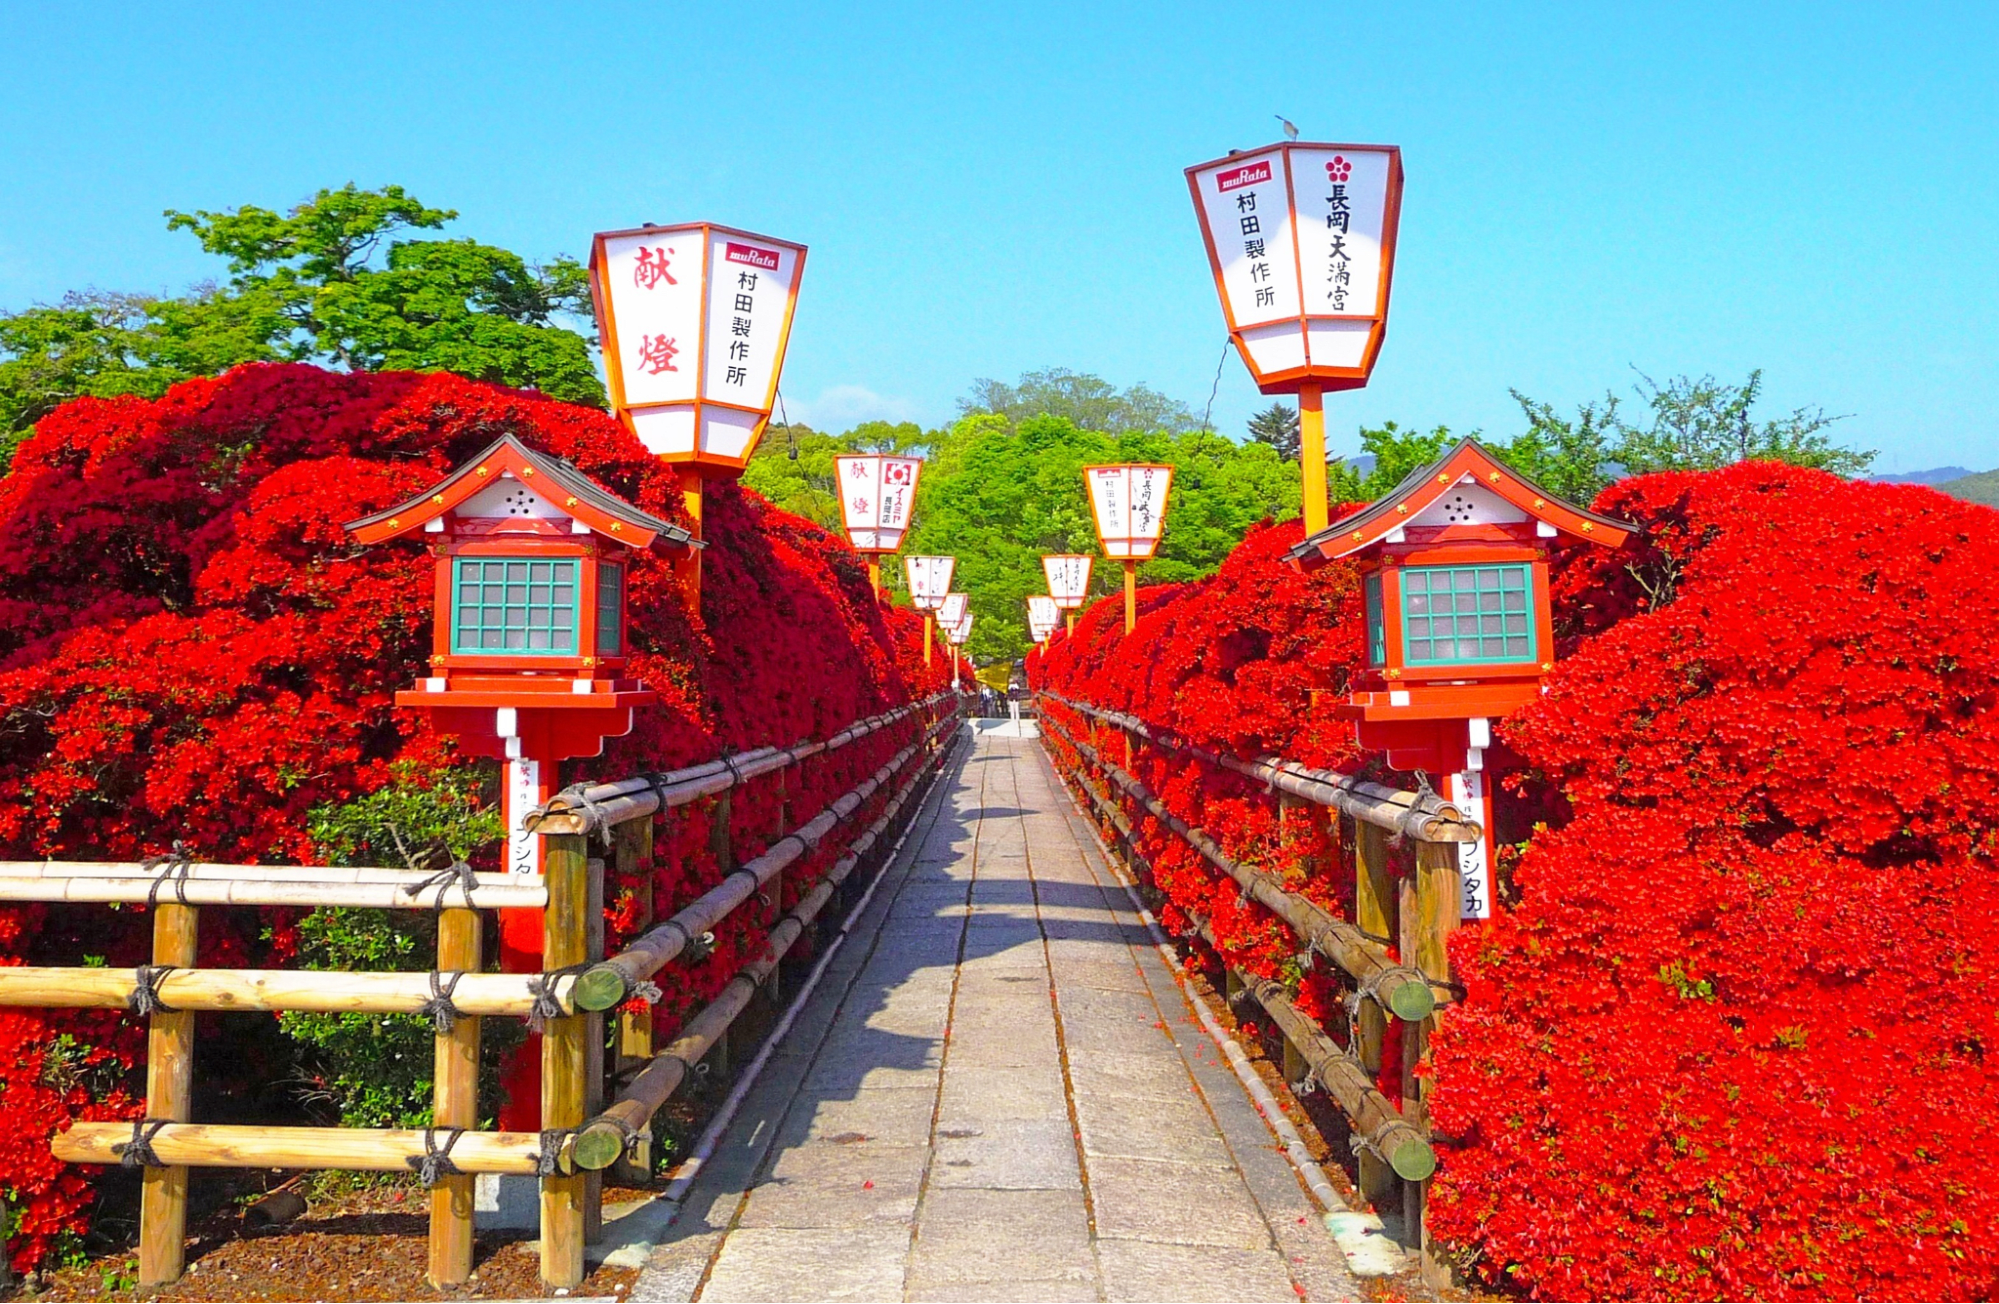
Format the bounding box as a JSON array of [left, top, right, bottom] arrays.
[[1027, 595, 1060, 642], [1042, 554, 1093, 609], [937, 593, 969, 629], [589, 222, 807, 469], [834, 454, 923, 553], [1085, 465, 1174, 560], [904, 555, 955, 609], [1185, 143, 1403, 394]]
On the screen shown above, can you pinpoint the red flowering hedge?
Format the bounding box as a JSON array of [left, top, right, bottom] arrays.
[[0, 364, 957, 1270], [1037, 466, 1999, 1301]]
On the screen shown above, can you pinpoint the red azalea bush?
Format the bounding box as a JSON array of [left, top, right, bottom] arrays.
[[1040, 465, 1999, 1300], [1032, 518, 1375, 1014], [0, 364, 954, 1270], [1427, 463, 1999, 1301]]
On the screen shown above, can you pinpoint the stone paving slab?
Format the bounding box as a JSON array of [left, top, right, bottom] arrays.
[[634, 730, 1361, 1303]]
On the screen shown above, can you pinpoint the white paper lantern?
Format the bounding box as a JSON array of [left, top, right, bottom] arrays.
[[947, 614, 974, 646], [834, 454, 923, 553], [1185, 143, 1402, 395], [1041, 554, 1093, 609], [904, 555, 955, 609], [1027, 595, 1060, 642], [936, 593, 969, 628], [1085, 465, 1174, 560], [589, 222, 807, 469]]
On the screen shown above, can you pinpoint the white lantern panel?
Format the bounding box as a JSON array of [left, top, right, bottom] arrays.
[[600, 230, 704, 407], [837, 455, 884, 537], [1192, 150, 1300, 330], [702, 231, 800, 408], [1042, 554, 1092, 607], [1240, 322, 1309, 378], [700, 407, 762, 461], [836, 454, 923, 553], [904, 555, 955, 605], [1305, 320, 1372, 370], [1291, 147, 1393, 318], [938, 593, 969, 627], [628, 407, 697, 458], [1086, 465, 1173, 560]]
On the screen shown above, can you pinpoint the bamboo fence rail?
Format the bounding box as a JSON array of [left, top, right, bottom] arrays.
[[13, 689, 964, 1291], [1037, 690, 1460, 1286]]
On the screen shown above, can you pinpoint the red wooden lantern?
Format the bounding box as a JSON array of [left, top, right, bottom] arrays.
[[346, 432, 696, 878], [1288, 438, 1634, 918]]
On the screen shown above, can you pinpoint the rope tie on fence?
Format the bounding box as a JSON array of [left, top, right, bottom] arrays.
[[139, 842, 195, 909], [402, 859, 479, 911], [114, 1118, 170, 1169], [533, 1128, 574, 1177], [525, 963, 591, 1031], [128, 964, 178, 1017], [408, 1126, 465, 1185], [718, 750, 748, 788], [630, 979, 664, 1005], [420, 969, 467, 1034]]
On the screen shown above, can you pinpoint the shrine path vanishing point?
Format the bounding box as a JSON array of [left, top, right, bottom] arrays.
[[629, 723, 1365, 1303]]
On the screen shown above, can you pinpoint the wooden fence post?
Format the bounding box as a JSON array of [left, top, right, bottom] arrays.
[[584, 858, 605, 1245], [427, 907, 480, 1286], [139, 901, 198, 1287], [1403, 837, 1459, 1288], [1354, 818, 1397, 1211], [611, 818, 654, 1185], [707, 792, 734, 1079], [540, 833, 589, 1289]]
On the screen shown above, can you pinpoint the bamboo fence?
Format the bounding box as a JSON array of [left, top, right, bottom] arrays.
[[0, 691, 963, 1290], [1036, 692, 1466, 1287]]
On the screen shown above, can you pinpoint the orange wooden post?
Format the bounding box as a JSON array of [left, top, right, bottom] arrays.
[[1122, 559, 1137, 633], [1299, 382, 1328, 536], [676, 465, 704, 598], [138, 901, 198, 1287]]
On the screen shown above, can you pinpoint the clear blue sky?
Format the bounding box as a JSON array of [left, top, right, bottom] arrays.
[[2, 1, 1993, 472]]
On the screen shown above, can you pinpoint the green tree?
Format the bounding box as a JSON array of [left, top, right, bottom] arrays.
[[958, 367, 1195, 434], [1246, 401, 1300, 461], [0, 183, 601, 468], [904, 400, 1298, 662], [1610, 369, 1868, 477], [1501, 388, 1621, 502]]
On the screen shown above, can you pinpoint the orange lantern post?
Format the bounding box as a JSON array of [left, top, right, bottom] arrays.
[[1186, 143, 1404, 535], [1288, 438, 1634, 919], [1084, 465, 1173, 633], [834, 454, 923, 598], [587, 222, 807, 597]]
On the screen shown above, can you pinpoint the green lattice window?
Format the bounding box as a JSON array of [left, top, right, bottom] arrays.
[[1401, 564, 1534, 666], [1364, 572, 1386, 667], [452, 558, 577, 655], [596, 564, 623, 656]]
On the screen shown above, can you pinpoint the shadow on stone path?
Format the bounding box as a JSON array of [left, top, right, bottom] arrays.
[[635, 725, 1361, 1303]]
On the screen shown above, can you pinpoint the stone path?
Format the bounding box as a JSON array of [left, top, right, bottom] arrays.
[[637, 724, 1358, 1303]]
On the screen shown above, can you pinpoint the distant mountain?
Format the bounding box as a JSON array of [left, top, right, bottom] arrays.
[[1871, 467, 1974, 486], [1936, 470, 1999, 507]]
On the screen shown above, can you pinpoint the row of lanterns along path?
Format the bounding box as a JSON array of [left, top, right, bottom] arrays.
[[334, 128, 1634, 1132]]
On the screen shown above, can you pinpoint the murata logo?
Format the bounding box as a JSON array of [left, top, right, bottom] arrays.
[[1215, 160, 1272, 193], [724, 242, 781, 271]]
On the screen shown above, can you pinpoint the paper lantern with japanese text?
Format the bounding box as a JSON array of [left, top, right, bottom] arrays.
[[1085, 465, 1174, 560], [947, 614, 974, 646], [904, 555, 955, 609], [937, 592, 969, 629], [1042, 554, 1093, 609], [834, 454, 923, 553], [588, 222, 807, 470], [1027, 595, 1060, 642], [1186, 143, 1403, 394]]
